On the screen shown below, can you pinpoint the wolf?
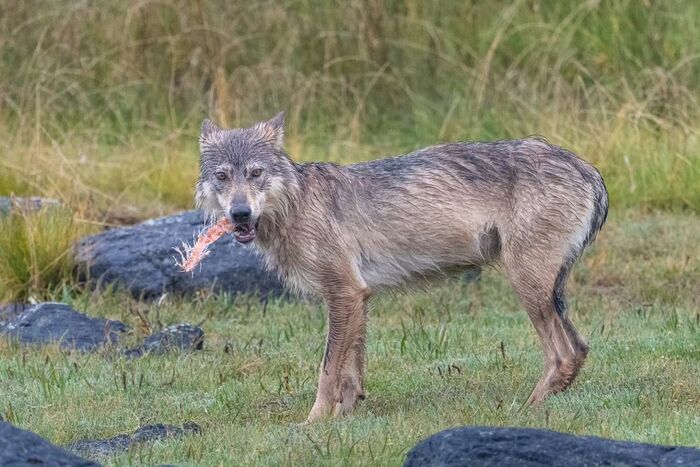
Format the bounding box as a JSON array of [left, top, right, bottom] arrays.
[[195, 112, 608, 423]]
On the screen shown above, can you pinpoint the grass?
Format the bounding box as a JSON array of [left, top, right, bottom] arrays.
[[1, 0, 699, 217], [1, 0, 700, 465], [0, 206, 88, 302], [1, 210, 698, 465]]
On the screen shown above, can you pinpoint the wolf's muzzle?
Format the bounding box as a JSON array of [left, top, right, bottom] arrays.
[[228, 204, 257, 244]]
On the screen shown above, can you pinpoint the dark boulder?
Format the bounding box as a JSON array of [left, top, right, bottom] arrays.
[[0, 421, 99, 466], [75, 210, 284, 299], [404, 426, 700, 467], [66, 422, 201, 461], [124, 323, 204, 358], [0, 303, 128, 351]]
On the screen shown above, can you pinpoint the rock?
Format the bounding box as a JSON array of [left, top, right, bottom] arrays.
[[76, 210, 284, 299], [1, 303, 128, 352], [404, 426, 700, 467], [66, 422, 201, 461], [124, 323, 204, 358], [0, 421, 99, 466], [0, 196, 62, 217], [1, 304, 205, 358]]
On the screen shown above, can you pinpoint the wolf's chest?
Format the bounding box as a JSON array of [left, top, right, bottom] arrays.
[[257, 241, 320, 295]]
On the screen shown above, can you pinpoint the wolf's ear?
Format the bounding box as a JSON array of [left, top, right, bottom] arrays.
[[200, 118, 220, 141], [259, 111, 285, 150]]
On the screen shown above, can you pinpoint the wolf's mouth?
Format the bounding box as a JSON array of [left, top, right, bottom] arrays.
[[232, 221, 257, 244]]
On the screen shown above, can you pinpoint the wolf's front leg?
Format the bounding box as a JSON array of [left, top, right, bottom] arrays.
[[306, 286, 369, 423]]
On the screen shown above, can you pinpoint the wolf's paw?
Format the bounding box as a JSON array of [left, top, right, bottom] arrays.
[[333, 375, 365, 416], [305, 398, 335, 423], [305, 376, 365, 423]]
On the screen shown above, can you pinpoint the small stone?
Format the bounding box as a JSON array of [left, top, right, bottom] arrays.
[[0, 196, 62, 217], [66, 422, 201, 461], [124, 323, 204, 358]]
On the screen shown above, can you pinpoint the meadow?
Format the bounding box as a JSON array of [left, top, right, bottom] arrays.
[[0, 0, 699, 465]]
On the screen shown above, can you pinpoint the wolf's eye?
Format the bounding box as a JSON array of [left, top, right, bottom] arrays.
[[250, 168, 263, 178], [215, 171, 227, 181]]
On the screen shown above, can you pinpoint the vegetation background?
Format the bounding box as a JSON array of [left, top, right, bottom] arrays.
[[0, 1, 698, 465]]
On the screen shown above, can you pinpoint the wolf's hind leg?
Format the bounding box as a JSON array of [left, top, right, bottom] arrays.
[[505, 253, 586, 405], [553, 261, 590, 385], [559, 306, 589, 386], [522, 292, 579, 405]]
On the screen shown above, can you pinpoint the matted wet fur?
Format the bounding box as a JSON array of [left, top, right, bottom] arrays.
[[195, 112, 608, 422]]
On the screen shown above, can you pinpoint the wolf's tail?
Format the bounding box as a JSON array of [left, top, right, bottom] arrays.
[[582, 167, 609, 250], [553, 166, 609, 317]]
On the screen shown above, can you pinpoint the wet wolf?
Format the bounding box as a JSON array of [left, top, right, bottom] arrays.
[[195, 112, 608, 422]]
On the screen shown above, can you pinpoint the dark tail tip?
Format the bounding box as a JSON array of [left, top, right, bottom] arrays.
[[584, 170, 609, 248], [553, 264, 569, 317]]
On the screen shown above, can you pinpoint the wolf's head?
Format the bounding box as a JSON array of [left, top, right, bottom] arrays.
[[195, 112, 299, 244]]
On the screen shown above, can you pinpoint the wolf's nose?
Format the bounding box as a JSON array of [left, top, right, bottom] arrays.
[[230, 205, 252, 223]]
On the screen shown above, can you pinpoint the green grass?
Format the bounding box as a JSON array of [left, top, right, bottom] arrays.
[[1, 1, 699, 464], [0, 207, 88, 302], [1, 210, 698, 466]]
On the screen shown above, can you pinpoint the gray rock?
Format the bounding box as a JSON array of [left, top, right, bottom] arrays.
[[1, 303, 128, 352], [75, 210, 284, 299], [0, 196, 62, 217], [124, 323, 204, 358], [66, 422, 201, 460], [0, 421, 99, 466], [404, 426, 700, 467]]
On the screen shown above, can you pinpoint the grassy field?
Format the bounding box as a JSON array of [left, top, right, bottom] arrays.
[[1, 210, 699, 465], [1, 0, 700, 465]]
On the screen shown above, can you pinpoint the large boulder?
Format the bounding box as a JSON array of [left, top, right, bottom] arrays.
[[66, 422, 201, 461], [1, 303, 128, 352], [75, 210, 283, 299], [404, 426, 700, 467], [0, 421, 99, 466]]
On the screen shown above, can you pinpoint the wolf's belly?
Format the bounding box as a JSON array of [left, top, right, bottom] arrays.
[[356, 249, 480, 289]]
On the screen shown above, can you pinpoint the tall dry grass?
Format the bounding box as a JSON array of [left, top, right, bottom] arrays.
[[0, 206, 86, 301], [0, 0, 699, 220]]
